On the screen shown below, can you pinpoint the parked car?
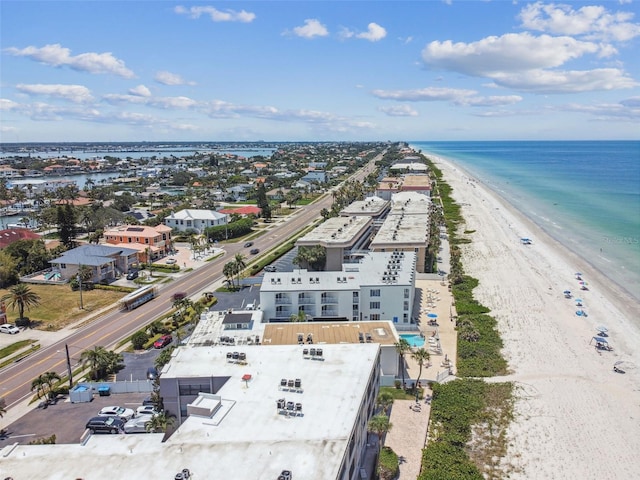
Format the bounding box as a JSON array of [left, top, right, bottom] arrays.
[[264, 265, 276, 272], [98, 406, 135, 421], [0, 324, 20, 335], [250, 248, 260, 255], [153, 334, 172, 349], [123, 415, 153, 434], [86, 416, 125, 434], [142, 396, 155, 406], [126, 270, 139, 280], [147, 367, 158, 380], [244, 242, 254, 248], [166, 258, 177, 265], [136, 405, 160, 417]]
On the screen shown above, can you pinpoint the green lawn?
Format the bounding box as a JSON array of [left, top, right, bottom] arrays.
[[0, 284, 127, 331]]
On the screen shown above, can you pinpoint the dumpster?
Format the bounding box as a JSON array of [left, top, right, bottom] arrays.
[[98, 385, 111, 396], [69, 384, 93, 403]]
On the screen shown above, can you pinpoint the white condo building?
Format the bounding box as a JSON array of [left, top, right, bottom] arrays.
[[260, 251, 417, 326]]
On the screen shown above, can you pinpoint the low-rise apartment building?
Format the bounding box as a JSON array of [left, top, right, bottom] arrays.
[[260, 251, 416, 326], [164, 208, 228, 234]]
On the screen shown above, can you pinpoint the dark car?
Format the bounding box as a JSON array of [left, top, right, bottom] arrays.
[[142, 396, 155, 406], [147, 367, 158, 380], [153, 334, 172, 349], [126, 270, 139, 280], [250, 248, 260, 255], [244, 242, 254, 248], [86, 416, 125, 434]]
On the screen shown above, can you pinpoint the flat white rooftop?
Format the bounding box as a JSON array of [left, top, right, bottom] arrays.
[[0, 343, 380, 480], [370, 192, 430, 246], [340, 196, 389, 216], [296, 216, 371, 247]]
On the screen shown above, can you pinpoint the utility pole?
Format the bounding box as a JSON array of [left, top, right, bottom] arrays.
[[77, 269, 83, 310], [65, 343, 73, 389]]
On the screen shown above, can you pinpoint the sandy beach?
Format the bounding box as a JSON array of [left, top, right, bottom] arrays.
[[431, 154, 640, 479]]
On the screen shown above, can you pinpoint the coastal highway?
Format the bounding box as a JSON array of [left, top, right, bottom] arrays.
[[0, 154, 381, 411]]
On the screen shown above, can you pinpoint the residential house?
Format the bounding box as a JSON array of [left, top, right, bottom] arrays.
[[164, 209, 228, 234], [104, 224, 173, 262], [49, 244, 139, 283]]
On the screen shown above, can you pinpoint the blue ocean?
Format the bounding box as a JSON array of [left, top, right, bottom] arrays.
[[410, 141, 640, 302]]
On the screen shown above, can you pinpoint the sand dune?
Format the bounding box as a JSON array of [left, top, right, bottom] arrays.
[[432, 154, 640, 480]]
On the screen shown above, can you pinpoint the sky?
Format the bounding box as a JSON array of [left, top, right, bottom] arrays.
[[1, 1, 639, 142]]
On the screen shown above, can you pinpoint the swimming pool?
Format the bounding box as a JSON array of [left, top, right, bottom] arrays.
[[400, 333, 425, 348]]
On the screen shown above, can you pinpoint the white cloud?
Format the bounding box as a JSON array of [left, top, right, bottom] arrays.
[[357, 23, 387, 42], [421, 32, 636, 94], [174, 5, 255, 23], [490, 68, 637, 93], [378, 105, 419, 117], [372, 86, 522, 108], [103, 93, 198, 110], [422, 33, 600, 76], [15, 84, 93, 103], [4, 44, 135, 78], [0, 99, 20, 111], [559, 100, 640, 120], [155, 71, 195, 86], [341, 22, 387, 42], [129, 85, 151, 97], [519, 2, 640, 42], [371, 86, 478, 102], [290, 19, 329, 39]]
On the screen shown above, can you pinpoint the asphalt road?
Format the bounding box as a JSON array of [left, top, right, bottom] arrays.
[[0, 154, 381, 411]]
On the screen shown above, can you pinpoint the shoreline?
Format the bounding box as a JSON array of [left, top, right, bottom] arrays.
[[410, 144, 640, 306], [429, 152, 640, 479]]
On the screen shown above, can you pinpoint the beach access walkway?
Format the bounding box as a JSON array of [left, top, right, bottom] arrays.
[[383, 274, 458, 480]]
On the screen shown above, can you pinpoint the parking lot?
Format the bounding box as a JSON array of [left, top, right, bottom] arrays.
[[0, 391, 152, 445]]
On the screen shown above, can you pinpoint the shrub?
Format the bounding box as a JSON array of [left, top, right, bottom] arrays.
[[131, 331, 149, 350]]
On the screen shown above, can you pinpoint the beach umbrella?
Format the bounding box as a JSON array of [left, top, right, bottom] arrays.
[[596, 325, 608, 334], [427, 313, 438, 318], [575, 272, 583, 276], [563, 290, 571, 295], [574, 298, 583, 303]]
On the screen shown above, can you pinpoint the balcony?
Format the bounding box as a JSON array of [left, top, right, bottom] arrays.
[[321, 295, 339, 304], [320, 308, 338, 317], [298, 297, 315, 305], [275, 297, 291, 305]]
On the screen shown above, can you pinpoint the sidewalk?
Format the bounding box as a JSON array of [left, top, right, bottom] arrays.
[[384, 399, 431, 480]]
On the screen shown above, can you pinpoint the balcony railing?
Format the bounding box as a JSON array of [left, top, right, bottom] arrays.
[[298, 297, 315, 305], [275, 297, 291, 305], [321, 295, 339, 304]]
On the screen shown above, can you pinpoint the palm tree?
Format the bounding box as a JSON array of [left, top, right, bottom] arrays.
[[289, 310, 307, 322], [31, 371, 61, 402], [375, 391, 394, 415], [80, 346, 109, 381], [234, 253, 247, 287], [394, 338, 411, 389], [1, 283, 41, 326], [146, 411, 176, 433], [368, 413, 392, 451], [223, 261, 236, 289], [411, 348, 431, 396]]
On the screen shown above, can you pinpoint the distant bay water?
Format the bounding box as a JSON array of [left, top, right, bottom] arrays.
[[410, 140, 640, 303]]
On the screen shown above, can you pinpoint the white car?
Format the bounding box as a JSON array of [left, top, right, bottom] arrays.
[[98, 406, 135, 421], [166, 258, 177, 264], [0, 324, 20, 335], [136, 405, 159, 417], [123, 415, 153, 434]]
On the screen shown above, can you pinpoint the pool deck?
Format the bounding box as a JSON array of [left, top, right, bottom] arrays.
[[384, 275, 458, 480]]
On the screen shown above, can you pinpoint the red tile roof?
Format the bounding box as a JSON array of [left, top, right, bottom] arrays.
[[218, 206, 262, 216], [0, 228, 41, 249]]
